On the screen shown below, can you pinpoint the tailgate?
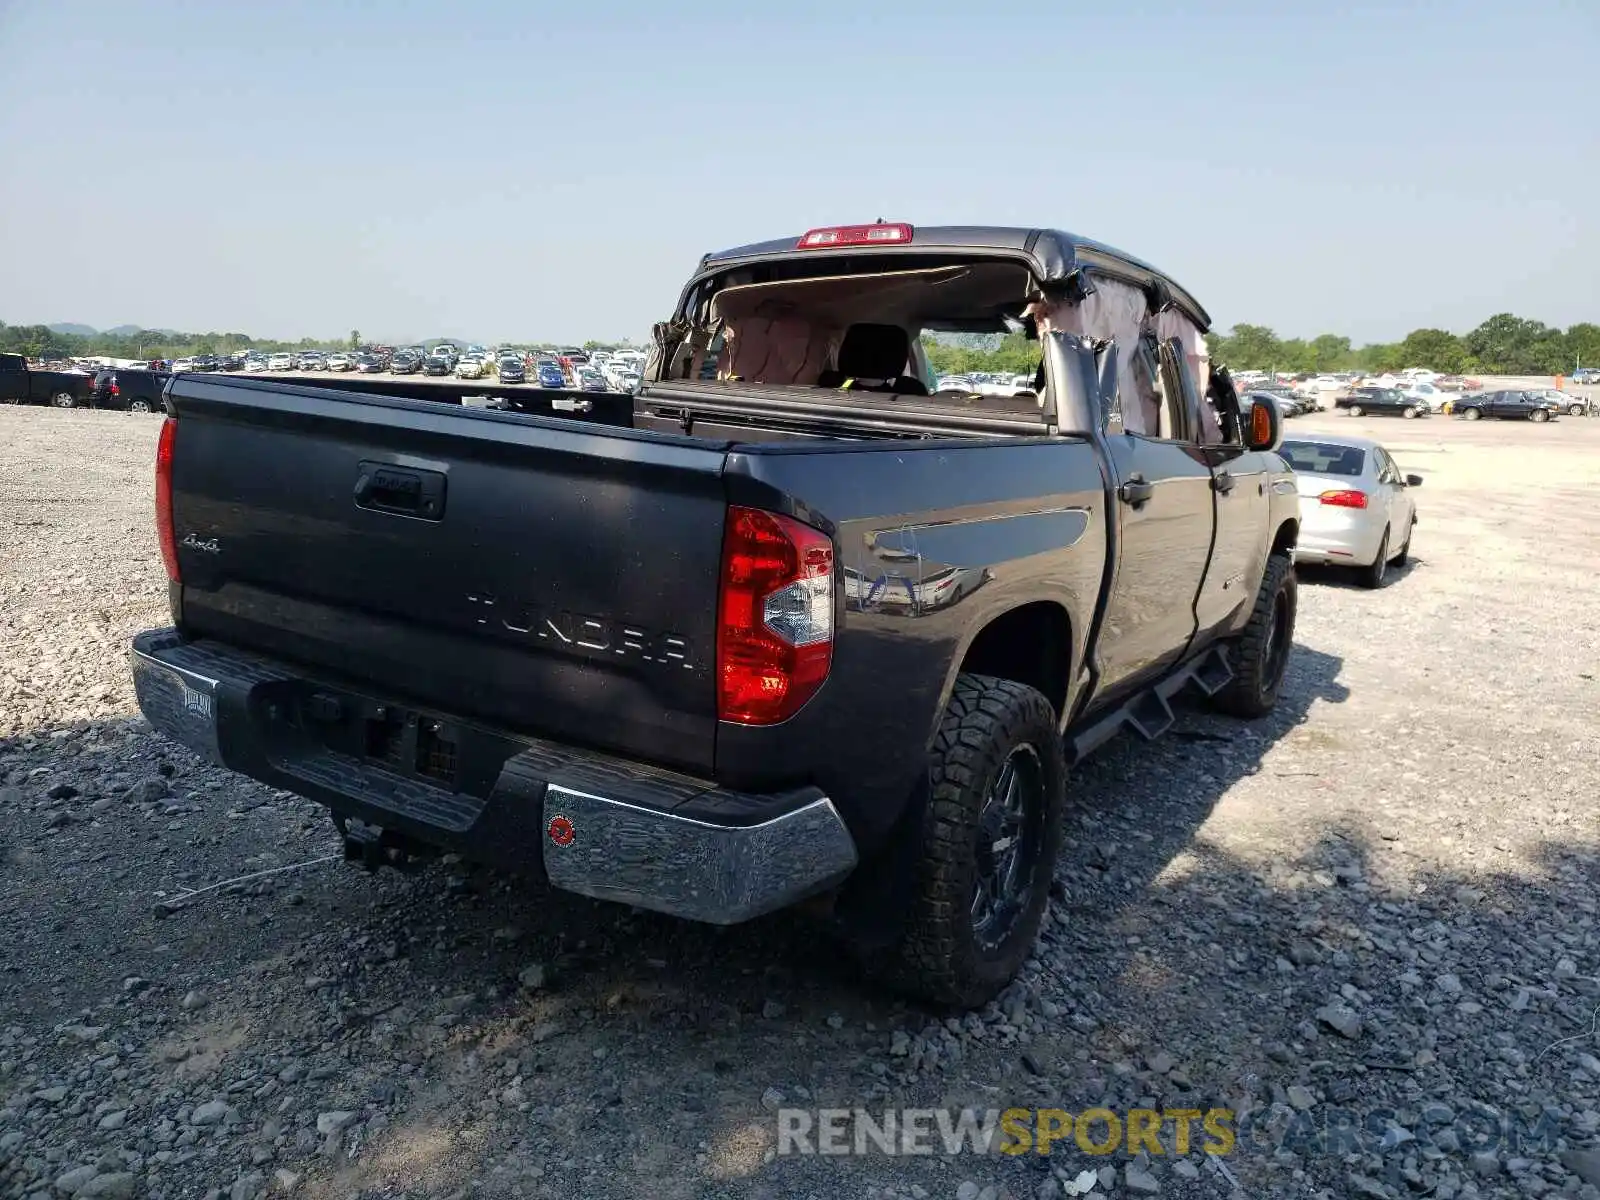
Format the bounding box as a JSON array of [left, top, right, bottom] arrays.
[[166, 377, 730, 773]]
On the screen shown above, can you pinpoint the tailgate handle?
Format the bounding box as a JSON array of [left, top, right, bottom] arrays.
[[354, 462, 446, 520]]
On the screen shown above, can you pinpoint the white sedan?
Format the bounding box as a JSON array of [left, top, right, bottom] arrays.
[[455, 354, 488, 379], [1398, 381, 1459, 412], [1279, 433, 1421, 589], [266, 353, 294, 371]]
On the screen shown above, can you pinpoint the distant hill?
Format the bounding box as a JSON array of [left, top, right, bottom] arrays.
[[48, 323, 98, 336], [104, 324, 155, 336]]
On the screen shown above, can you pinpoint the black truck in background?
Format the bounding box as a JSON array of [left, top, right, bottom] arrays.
[[91, 368, 172, 413], [130, 224, 1301, 1007], [0, 353, 98, 408]]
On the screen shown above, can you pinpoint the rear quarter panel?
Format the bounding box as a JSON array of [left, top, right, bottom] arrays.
[[718, 437, 1108, 848]]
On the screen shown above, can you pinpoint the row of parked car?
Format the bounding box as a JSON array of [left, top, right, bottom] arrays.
[[229, 345, 649, 393], [1333, 384, 1586, 421]]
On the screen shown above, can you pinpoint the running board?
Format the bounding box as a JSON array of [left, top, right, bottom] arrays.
[[1065, 644, 1234, 765]]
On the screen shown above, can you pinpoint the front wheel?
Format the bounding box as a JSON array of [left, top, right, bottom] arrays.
[[1530, 409, 1550, 423], [1571, 403, 1587, 417], [874, 674, 1065, 1008], [1463, 407, 1482, 420], [51, 391, 77, 409], [1347, 404, 1364, 417], [1403, 405, 1420, 419], [127, 399, 153, 414], [1212, 552, 1296, 717]]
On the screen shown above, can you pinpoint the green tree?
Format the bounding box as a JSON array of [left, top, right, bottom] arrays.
[[1307, 334, 1353, 371], [349, 329, 361, 350], [1214, 324, 1282, 370], [1394, 328, 1467, 373], [1464, 313, 1565, 374], [1564, 322, 1600, 371]]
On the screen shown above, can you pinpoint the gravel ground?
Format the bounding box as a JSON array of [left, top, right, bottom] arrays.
[[1, 406, 1597, 1200]]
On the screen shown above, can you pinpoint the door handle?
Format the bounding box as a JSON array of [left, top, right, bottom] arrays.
[[1118, 476, 1154, 507], [1214, 470, 1235, 494]]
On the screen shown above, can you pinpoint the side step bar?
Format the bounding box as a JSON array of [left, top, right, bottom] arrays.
[[1065, 644, 1234, 765]]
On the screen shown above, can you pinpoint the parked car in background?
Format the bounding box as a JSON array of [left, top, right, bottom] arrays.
[[326, 353, 354, 372], [1452, 390, 1562, 422], [1533, 389, 1591, 417], [1280, 434, 1420, 589], [535, 359, 566, 388], [1336, 386, 1427, 419], [355, 354, 385, 373], [1245, 390, 1301, 422], [389, 351, 422, 375], [1293, 376, 1347, 406], [1397, 381, 1458, 412], [455, 354, 488, 379], [242, 355, 269, 372], [614, 370, 642, 393], [576, 369, 607, 391], [266, 353, 294, 371], [1570, 367, 1600, 385], [91, 369, 169, 414], [171, 357, 198, 373], [423, 353, 453, 377], [296, 352, 326, 371], [0, 353, 98, 408], [497, 356, 526, 384]]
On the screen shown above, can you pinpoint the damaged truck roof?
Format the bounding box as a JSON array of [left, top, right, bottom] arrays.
[[696, 225, 1211, 332]]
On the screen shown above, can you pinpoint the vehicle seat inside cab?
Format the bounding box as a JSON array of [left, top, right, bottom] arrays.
[[817, 324, 930, 395]]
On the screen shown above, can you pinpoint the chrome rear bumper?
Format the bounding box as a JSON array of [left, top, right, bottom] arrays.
[[130, 628, 858, 924]]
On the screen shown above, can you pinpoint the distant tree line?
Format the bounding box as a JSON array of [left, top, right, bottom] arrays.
[[0, 321, 350, 360], [0, 321, 649, 361], [1206, 314, 1600, 376], [922, 314, 1599, 379], [8, 315, 1593, 377]]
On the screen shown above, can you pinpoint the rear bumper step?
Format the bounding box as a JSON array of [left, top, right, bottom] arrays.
[[129, 628, 858, 924]]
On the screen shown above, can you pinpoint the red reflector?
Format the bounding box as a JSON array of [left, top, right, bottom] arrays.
[[796, 222, 913, 250], [1318, 489, 1368, 509], [547, 815, 575, 847], [111, 381, 120, 396], [155, 418, 180, 582], [717, 506, 834, 725]]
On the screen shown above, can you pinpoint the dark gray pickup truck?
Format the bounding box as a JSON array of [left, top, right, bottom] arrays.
[[130, 223, 1301, 1006], [0, 353, 97, 407]]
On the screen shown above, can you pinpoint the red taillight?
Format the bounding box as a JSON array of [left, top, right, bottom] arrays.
[[110, 380, 120, 397], [155, 418, 180, 582], [1318, 489, 1368, 509], [796, 222, 913, 250], [717, 506, 834, 725]]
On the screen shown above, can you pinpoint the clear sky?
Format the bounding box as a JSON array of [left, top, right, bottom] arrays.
[[1, 0, 1594, 346]]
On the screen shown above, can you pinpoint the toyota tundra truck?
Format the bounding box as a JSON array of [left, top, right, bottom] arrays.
[[129, 223, 1300, 1007]]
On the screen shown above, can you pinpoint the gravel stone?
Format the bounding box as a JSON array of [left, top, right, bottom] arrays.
[[2, 404, 1597, 1200]]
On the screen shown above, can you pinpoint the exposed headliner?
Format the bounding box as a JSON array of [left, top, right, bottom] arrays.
[[709, 262, 1033, 330]]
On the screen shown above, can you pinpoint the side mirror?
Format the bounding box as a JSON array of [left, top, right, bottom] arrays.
[[1405, 474, 1423, 487], [1245, 398, 1282, 451]]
